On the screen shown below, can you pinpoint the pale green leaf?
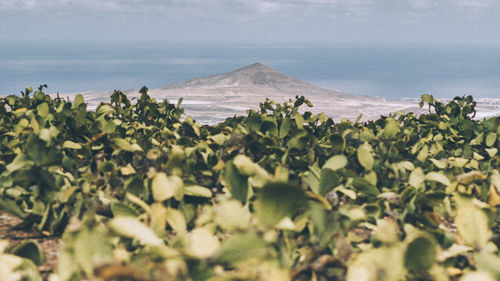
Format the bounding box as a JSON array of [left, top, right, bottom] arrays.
[[96, 104, 115, 115], [152, 173, 183, 202], [306, 166, 321, 194], [470, 132, 484, 146], [346, 245, 405, 281], [186, 228, 220, 259], [6, 153, 33, 173], [455, 197, 491, 248], [474, 252, 500, 279], [101, 119, 116, 134], [409, 168, 425, 188], [294, 112, 304, 129], [62, 140, 82, 150], [335, 186, 357, 200], [425, 172, 451, 186], [396, 161, 415, 171], [383, 118, 399, 139], [110, 201, 140, 217], [233, 155, 258, 176], [109, 217, 163, 246], [357, 142, 374, 170], [417, 145, 429, 162], [323, 155, 348, 171], [429, 158, 448, 169], [111, 138, 141, 152], [119, 164, 136, 176], [39, 127, 59, 143], [36, 102, 49, 118], [73, 94, 84, 108], [130, 143, 142, 152], [374, 218, 399, 243], [184, 185, 212, 198], [485, 148, 497, 157], [165, 208, 187, 236], [450, 157, 468, 168], [216, 232, 269, 264], [486, 132, 497, 147], [491, 174, 500, 193], [474, 152, 485, 161], [364, 171, 377, 186], [233, 155, 271, 188], [74, 228, 113, 276], [57, 249, 80, 281], [209, 133, 228, 145], [457, 171, 487, 185], [214, 199, 250, 231]]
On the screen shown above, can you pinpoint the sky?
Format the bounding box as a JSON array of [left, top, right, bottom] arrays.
[[1, 0, 500, 46]]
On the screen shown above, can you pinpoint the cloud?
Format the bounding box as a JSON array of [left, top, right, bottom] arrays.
[[0, 0, 123, 11], [407, 0, 499, 10], [408, 0, 437, 9], [245, 1, 280, 13], [0, 0, 373, 13], [1, 0, 498, 21], [453, 0, 496, 8]]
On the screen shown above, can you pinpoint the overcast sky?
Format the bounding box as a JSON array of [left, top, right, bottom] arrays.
[[1, 0, 500, 45]]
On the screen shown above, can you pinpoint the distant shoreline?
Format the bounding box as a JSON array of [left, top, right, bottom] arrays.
[[45, 90, 499, 125]]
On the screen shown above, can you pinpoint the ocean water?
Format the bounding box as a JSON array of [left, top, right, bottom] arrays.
[[1, 42, 500, 100]]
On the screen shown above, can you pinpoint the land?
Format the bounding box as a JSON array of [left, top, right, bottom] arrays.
[[54, 62, 499, 123]]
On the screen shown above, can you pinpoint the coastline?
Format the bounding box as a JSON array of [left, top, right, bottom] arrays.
[[49, 89, 500, 125]]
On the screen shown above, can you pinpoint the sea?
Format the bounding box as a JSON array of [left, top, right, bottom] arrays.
[[1, 42, 500, 100]]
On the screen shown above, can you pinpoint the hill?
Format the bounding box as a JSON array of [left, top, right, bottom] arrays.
[[145, 62, 429, 123], [163, 62, 351, 97]]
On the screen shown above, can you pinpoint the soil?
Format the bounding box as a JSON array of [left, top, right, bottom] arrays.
[[0, 210, 61, 280]]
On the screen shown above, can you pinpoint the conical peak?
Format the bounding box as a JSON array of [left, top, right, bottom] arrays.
[[163, 62, 307, 89], [235, 62, 277, 73], [247, 62, 266, 67], [163, 62, 348, 96], [224, 62, 291, 86], [246, 62, 270, 68]]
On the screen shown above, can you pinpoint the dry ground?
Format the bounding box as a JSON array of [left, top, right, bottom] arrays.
[[0, 210, 61, 279]]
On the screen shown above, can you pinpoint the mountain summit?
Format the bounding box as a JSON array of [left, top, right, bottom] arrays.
[[162, 62, 349, 97], [165, 63, 292, 88]]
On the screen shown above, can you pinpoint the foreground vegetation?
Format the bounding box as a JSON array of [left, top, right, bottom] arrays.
[[0, 86, 499, 281]]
